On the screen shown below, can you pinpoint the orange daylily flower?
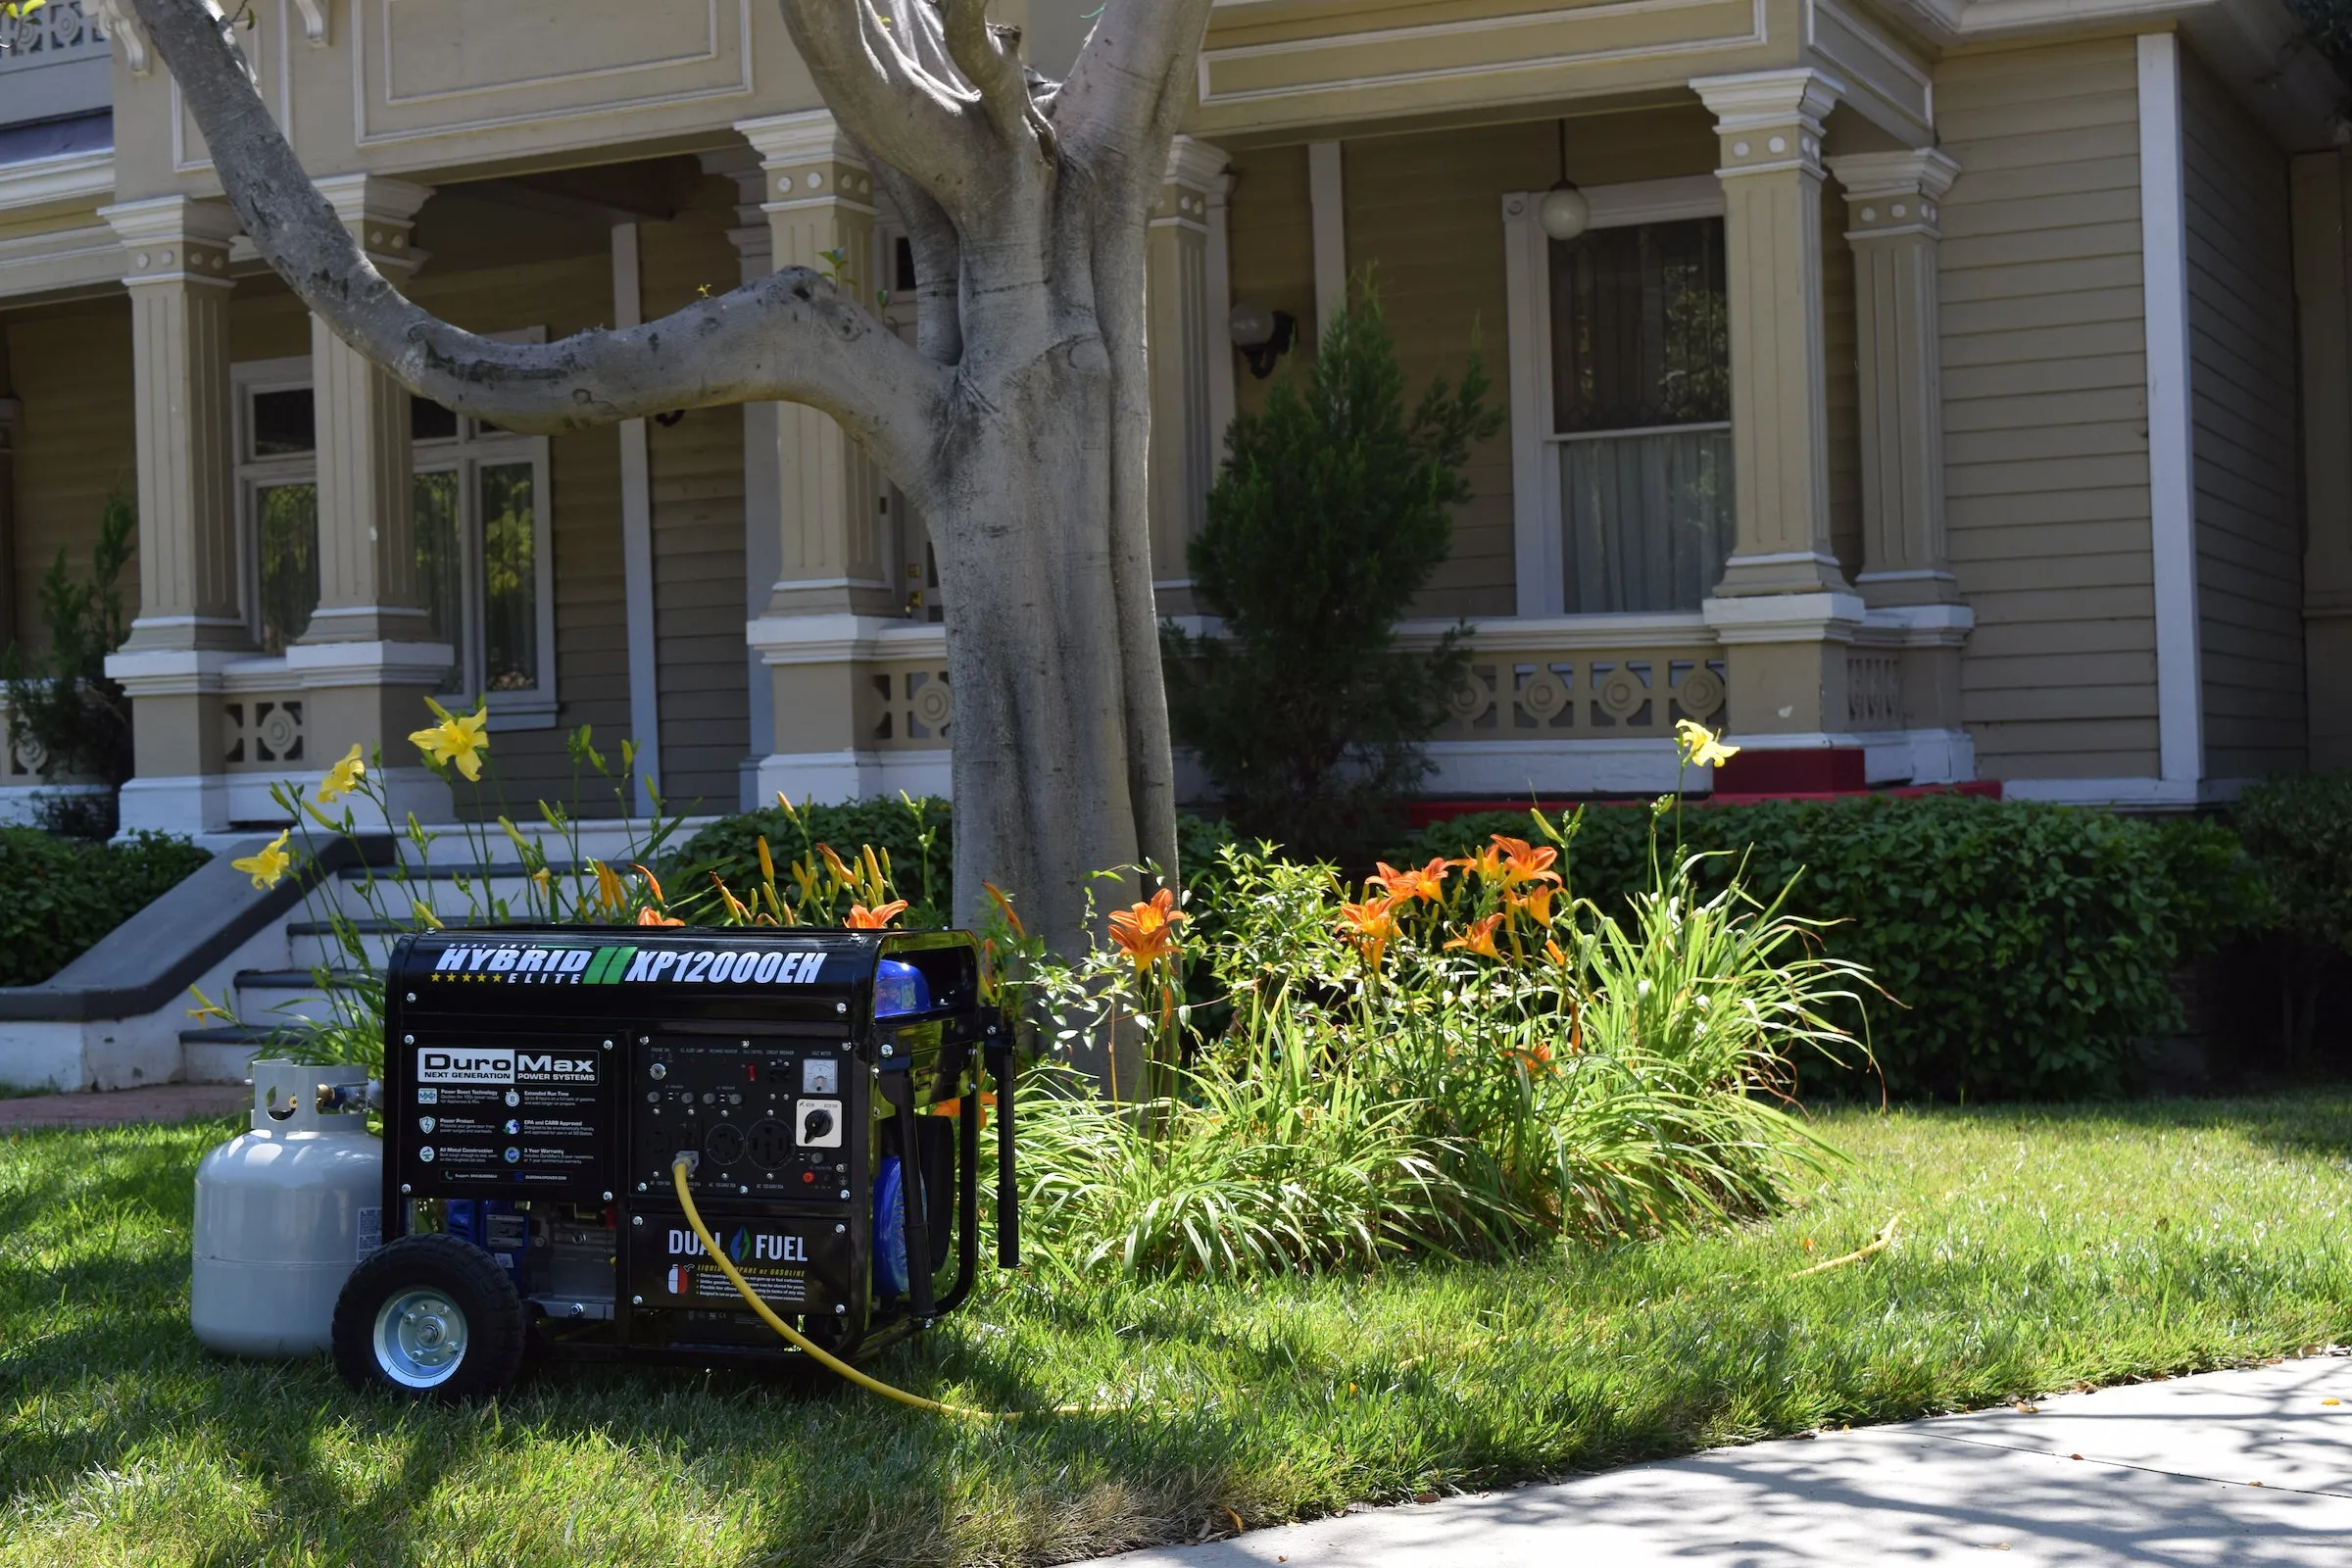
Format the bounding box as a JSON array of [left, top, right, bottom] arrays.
[[635, 906, 684, 926], [1338, 895, 1401, 968], [632, 863, 666, 904], [1489, 835, 1561, 889], [1444, 912, 1505, 960], [592, 859, 626, 913], [1504, 1039, 1555, 1074], [984, 881, 1026, 939], [846, 900, 909, 930], [818, 843, 856, 888], [1509, 883, 1558, 928], [1107, 887, 1187, 972], [1368, 858, 1450, 904]]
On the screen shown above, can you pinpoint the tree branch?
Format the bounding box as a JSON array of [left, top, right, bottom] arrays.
[[868, 162, 965, 367], [1055, 0, 1217, 197], [941, 0, 1054, 161], [128, 0, 947, 482], [779, 0, 993, 222]]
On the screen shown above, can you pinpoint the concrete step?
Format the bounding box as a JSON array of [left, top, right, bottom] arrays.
[[329, 858, 614, 924], [286, 918, 408, 971], [230, 967, 374, 1029], [178, 1023, 316, 1084]]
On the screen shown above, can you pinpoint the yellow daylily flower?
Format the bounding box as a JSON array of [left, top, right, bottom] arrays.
[[412, 901, 444, 930], [408, 699, 491, 782], [230, 829, 293, 891], [1675, 718, 1741, 769], [317, 743, 366, 804]]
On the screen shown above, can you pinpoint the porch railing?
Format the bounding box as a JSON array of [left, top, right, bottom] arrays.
[[0, 0, 112, 128]]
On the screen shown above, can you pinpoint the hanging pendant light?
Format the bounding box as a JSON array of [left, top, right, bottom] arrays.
[[1538, 119, 1591, 243]]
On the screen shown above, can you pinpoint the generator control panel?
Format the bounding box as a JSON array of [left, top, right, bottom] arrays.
[[371, 925, 1008, 1379], [632, 1037, 856, 1203]]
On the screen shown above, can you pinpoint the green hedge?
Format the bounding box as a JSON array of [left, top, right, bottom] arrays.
[[1392, 796, 2260, 1100], [0, 829, 212, 988]]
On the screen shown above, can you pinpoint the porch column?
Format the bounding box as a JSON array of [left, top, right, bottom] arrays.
[[1149, 136, 1229, 617], [736, 111, 894, 805], [1692, 71, 1865, 780], [100, 196, 245, 834], [1830, 150, 1961, 608], [1829, 149, 1975, 782], [293, 174, 454, 817]]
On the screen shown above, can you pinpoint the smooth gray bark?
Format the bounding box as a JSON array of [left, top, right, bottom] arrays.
[[127, 0, 1206, 953]]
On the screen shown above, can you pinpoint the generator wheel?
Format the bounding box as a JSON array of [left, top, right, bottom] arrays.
[[332, 1234, 525, 1400]]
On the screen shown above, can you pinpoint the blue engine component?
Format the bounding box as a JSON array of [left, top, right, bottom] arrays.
[[445, 1199, 527, 1287], [874, 958, 932, 1018], [871, 1154, 910, 1298]]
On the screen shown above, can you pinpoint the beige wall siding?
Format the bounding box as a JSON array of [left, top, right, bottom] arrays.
[[641, 177, 753, 814], [1936, 38, 2159, 780], [4, 298, 137, 653], [1228, 108, 1719, 619], [2181, 47, 2305, 781]]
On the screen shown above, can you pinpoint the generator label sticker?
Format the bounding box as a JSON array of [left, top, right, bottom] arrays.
[[422, 942, 829, 988], [658, 1224, 814, 1308], [405, 1045, 609, 1193]]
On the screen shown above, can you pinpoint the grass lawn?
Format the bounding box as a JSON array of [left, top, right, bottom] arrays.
[[4, 1097, 2349, 1566]]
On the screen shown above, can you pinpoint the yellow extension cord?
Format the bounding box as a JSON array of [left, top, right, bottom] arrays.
[[670, 1155, 1043, 1421]]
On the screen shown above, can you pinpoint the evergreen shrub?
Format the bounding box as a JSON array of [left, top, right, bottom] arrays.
[[0, 829, 212, 987], [1393, 794, 2261, 1101]]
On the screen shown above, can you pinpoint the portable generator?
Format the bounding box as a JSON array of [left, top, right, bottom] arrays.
[[318, 924, 1017, 1400]]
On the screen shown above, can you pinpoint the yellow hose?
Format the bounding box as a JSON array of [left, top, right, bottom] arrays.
[[668, 1155, 1011, 1420]]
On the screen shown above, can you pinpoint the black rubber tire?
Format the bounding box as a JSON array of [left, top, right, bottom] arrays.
[[332, 1233, 527, 1401]]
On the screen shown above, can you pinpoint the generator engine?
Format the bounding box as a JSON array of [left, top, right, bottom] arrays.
[[328, 925, 1014, 1399]]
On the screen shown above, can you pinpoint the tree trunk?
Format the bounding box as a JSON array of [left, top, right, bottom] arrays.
[[927, 335, 1148, 949]]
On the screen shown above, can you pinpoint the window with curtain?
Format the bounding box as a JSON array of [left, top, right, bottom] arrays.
[[235, 365, 553, 714], [1548, 216, 1733, 613]]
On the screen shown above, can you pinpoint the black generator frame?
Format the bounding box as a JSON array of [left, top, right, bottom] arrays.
[[376, 925, 1018, 1373]]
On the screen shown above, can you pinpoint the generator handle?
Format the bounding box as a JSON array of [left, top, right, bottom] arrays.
[[985, 1018, 1018, 1269]]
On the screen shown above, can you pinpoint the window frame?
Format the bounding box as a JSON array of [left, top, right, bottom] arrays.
[[229, 349, 557, 727], [1501, 174, 1728, 619]]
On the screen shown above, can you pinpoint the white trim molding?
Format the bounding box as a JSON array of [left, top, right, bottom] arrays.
[[1701, 590, 1868, 644], [0, 150, 114, 218], [2137, 32, 2203, 792], [1420, 738, 1715, 798], [745, 613, 945, 667], [1999, 775, 2203, 808], [757, 751, 952, 807], [1308, 141, 1347, 329]]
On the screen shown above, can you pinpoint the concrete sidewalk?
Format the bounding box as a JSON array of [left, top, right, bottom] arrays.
[[1102, 1356, 2352, 1567]]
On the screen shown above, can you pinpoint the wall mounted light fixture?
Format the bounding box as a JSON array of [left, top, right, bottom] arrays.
[[1229, 301, 1298, 379]]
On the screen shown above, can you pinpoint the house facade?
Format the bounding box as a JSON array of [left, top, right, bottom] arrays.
[[0, 0, 2344, 830]]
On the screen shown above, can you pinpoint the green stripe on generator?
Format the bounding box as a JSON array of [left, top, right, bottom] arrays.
[[585, 946, 636, 984]]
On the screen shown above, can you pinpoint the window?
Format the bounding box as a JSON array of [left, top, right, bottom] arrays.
[[233, 358, 556, 721], [1505, 176, 1735, 616]]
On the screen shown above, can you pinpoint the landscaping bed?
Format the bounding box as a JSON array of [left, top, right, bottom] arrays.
[[3, 1096, 2345, 1567]]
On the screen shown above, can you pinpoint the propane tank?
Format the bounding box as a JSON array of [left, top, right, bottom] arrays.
[[192, 1059, 382, 1356]]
